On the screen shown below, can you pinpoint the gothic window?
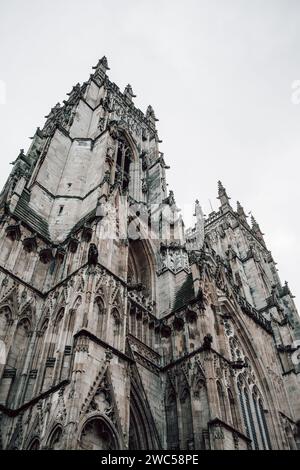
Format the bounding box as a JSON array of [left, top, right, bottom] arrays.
[[60, 309, 76, 381], [217, 381, 227, 423], [165, 390, 179, 450], [0, 318, 31, 406], [94, 297, 105, 339], [27, 438, 40, 450], [80, 418, 118, 450], [0, 306, 12, 341], [250, 389, 264, 449], [48, 426, 63, 450], [115, 135, 132, 192], [244, 388, 259, 450], [258, 398, 272, 450], [111, 308, 121, 349], [128, 239, 154, 300], [49, 309, 64, 358], [180, 387, 193, 449], [238, 383, 250, 441], [228, 388, 239, 429], [42, 309, 64, 392], [6, 318, 31, 372], [24, 319, 49, 402], [129, 306, 136, 337]]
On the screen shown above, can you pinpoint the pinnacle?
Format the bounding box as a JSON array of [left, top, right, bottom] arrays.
[[146, 105, 159, 122], [92, 56, 110, 71], [124, 84, 136, 98], [237, 201, 247, 218], [217, 180, 231, 202]]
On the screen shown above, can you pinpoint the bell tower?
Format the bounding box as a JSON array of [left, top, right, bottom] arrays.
[[0, 58, 299, 451]]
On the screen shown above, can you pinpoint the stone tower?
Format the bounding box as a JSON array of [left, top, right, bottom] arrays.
[[0, 57, 299, 450]]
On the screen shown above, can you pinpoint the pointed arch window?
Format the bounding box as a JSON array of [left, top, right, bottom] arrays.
[[116, 135, 132, 192], [238, 383, 250, 441], [258, 398, 272, 449], [111, 308, 121, 349], [228, 388, 239, 429], [165, 390, 179, 450], [217, 381, 227, 423], [0, 306, 12, 342], [244, 388, 259, 450], [95, 297, 105, 339], [252, 391, 267, 449]]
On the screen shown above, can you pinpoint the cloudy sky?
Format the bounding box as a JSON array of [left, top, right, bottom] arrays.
[[0, 0, 299, 305]]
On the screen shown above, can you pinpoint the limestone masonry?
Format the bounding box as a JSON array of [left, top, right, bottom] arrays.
[[0, 57, 299, 450]]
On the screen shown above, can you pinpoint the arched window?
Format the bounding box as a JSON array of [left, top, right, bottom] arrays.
[[0, 306, 12, 341], [111, 309, 121, 349], [94, 297, 105, 339], [0, 318, 31, 406], [165, 390, 179, 450], [80, 418, 118, 450], [252, 389, 267, 449], [238, 383, 250, 441], [49, 309, 64, 358], [27, 438, 40, 450], [42, 309, 64, 392], [180, 387, 193, 449], [24, 319, 49, 401], [258, 398, 272, 449], [48, 426, 63, 450], [228, 388, 239, 429], [116, 134, 132, 192], [217, 381, 227, 423], [244, 388, 259, 450], [60, 309, 76, 381]]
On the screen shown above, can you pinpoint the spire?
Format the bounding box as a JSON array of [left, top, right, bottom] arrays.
[[124, 84, 136, 100], [217, 181, 231, 209], [236, 201, 248, 222], [146, 105, 159, 127]]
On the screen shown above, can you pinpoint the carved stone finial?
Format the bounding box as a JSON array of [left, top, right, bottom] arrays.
[[251, 215, 264, 237], [124, 84, 136, 99], [217, 181, 231, 209], [146, 105, 159, 123], [236, 201, 248, 221], [92, 56, 110, 71]]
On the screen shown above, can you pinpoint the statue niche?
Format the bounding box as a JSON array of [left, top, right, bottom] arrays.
[[115, 133, 133, 193], [127, 239, 154, 301]]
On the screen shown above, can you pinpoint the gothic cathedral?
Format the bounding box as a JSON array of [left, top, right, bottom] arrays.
[[0, 57, 299, 450]]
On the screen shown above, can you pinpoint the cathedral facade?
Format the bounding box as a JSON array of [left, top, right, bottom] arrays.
[[0, 57, 299, 450]]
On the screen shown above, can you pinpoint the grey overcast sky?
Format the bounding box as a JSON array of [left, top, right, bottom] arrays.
[[0, 0, 299, 305]]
